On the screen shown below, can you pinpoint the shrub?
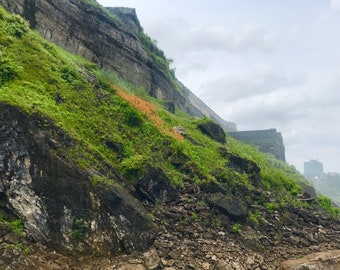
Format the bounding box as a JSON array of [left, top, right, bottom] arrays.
[[9, 218, 24, 236], [2, 15, 28, 38], [121, 154, 145, 179], [0, 57, 19, 86], [232, 223, 242, 234], [124, 106, 143, 127], [72, 218, 85, 239]]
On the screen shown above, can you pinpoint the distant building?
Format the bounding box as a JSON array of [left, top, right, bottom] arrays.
[[304, 160, 324, 179]]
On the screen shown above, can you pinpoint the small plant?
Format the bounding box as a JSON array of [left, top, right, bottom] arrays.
[[124, 106, 144, 127], [264, 201, 282, 213], [72, 218, 85, 239], [191, 212, 199, 221], [147, 213, 155, 221], [0, 57, 19, 86], [121, 154, 145, 179], [17, 243, 30, 254], [9, 218, 24, 236], [232, 223, 242, 234], [6, 243, 30, 255]]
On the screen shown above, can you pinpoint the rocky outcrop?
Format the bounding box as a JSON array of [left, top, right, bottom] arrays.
[[0, 102, 157, 255], [0, 0, 237, 131], [229, 128, 286, 161], [136, 165, 179, 204], [207, 193, 248, 221], [197, 120, 226, 144]]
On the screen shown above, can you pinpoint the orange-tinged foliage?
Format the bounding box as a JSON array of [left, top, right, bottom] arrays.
[[114, 85, 183, 141]]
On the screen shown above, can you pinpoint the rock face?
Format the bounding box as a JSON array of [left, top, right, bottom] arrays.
[[207, 193, 248, 221], [229, 128, 286, 161], [136, 165, 179, 204], [0, 102, 157, 255], [0, 0, 237, 131]]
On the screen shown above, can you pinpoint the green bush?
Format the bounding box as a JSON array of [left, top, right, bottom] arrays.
[[2, 15, 27, 37], [9, 218, 24, 236], [72, 218, 85, 239], [0, 57, 19, 86], [124, 107, 143, 127], [232, 223, 242, 233], [121, 154, 145, 179]]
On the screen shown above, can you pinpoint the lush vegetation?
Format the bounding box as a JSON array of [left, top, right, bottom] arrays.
[[0, 6, 338, 220]]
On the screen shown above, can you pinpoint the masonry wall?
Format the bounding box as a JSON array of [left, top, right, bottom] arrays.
[[229, 129, 286, 161]]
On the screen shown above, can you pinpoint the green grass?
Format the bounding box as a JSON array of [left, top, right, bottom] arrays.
[[0, 215, 25, 236]]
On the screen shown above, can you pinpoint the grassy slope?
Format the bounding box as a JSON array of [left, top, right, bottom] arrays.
[[0, 6, 338, 219]]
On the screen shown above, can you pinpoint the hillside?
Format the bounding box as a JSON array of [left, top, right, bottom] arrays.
[[0, 3, 339, 270]]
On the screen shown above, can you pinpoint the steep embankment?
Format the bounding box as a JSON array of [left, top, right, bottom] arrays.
[[0, 0, 236, 131], [0, 4, 339, 270]]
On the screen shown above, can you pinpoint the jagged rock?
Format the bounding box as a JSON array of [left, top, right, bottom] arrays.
[[227, 154, 260, 175], [169, 249, 182, 260], [0, 103, 157, 255], [4, 233, 20, 244], [206, 193, 248, 221], [172, 126, 186, 135], [164, 101, 176, 113], [197, 120, 226, 144], [227, 153, 261, 187], [200, 181, 226, 194], [215, 260, 233, 270], [202, 262, 210, 269], [118, 264, 146, 270], [299, 182, 317, 201], [278, 250, 340, 269], [136, 165, 179, 204], [143, 248, 160, 270], [104, 140, 123, 153]]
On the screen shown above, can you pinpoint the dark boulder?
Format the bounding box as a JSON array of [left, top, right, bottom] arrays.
[[200, 181, 227, 195], [207, 193, 248, 221], [163, 101, 176, 113], [299, 182, 317, 201], [197, 120, 226, 144], [227, 154, 260, 175], [105, 140, 123, 153], [227, 154, 262, 187], [136, 165, 179, 204], [95, 183, 158, 253]]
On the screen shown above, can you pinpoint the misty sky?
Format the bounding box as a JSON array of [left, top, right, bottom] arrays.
[[98, 0, 340, 174]]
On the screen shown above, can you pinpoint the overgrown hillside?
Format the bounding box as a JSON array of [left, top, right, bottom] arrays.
[[0, 5, 339, 269]]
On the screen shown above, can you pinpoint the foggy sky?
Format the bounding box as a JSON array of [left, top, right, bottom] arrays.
[[98, 0, 340, 174]]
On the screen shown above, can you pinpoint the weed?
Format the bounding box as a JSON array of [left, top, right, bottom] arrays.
[[9, 218, 24, 236], [6, 243, 30, 255], [191, 212, 199, 221], [147, 213, 155, 221], [72, 218, 85, 239], [232, 223, 242, 234]]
